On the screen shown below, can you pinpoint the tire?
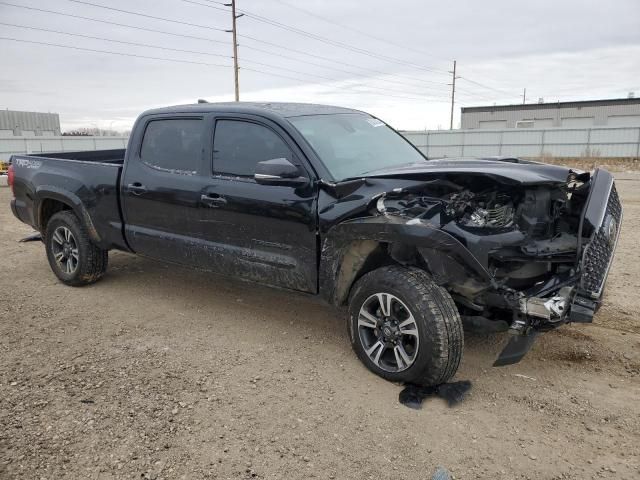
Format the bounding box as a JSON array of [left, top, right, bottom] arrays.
[[348, 266, 463, 386], [45, 210, 108, 286]]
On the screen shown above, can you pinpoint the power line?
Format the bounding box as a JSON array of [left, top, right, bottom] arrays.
[[241, 65, 448, 102], [3, 1, 451, 92], [183, 0, 450, 75], [458, 77, 519, 97], [184, 0, 514, 100], [182, 0, 230, 14], [0, 1, 232, 45], [0, 22, 232, 59], [454, 87, 499, 102], [269, 0, 448, 62], [239, 14, 449, 76], [241, 44, 452, 94], [0, 36, 442, 103], [0, 1, 452, 97], [63, 0, 227, 32], [240, 56, 451, 99], [4, 1, 509, 103], [190, 0, 446, 63], [1, 20, 449, 98], [0, 36, 232, 68], [180, 1, 454, 94], [240, 33, 452, 89]]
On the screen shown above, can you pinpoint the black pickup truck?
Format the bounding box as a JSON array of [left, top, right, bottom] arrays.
[[8, 102, 622, 386]]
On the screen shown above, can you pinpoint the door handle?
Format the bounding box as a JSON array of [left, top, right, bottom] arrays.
[[127, 182, 148, 195], [200, 194, 227, 207]]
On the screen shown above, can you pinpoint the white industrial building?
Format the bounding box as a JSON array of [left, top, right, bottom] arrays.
[[461, 97, 640, 130], [0, 109, 61, 137]]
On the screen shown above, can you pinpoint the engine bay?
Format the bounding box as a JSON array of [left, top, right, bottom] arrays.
[[375, 173, 591, 293]]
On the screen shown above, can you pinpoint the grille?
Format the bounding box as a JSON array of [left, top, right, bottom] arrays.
[[580, 184, 622, 297]]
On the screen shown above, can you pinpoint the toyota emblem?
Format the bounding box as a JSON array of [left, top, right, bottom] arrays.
[[604, 215, 618, 247]]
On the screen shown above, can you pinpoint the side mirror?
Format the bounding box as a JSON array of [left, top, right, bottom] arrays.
[[254, 158, 309, 186]]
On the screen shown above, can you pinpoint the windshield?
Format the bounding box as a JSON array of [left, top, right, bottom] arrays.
[[288, 113, 427, 181]]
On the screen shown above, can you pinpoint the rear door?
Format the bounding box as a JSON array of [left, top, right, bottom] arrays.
[[120, 114, 211, 265], [198, 115, 318, 292]]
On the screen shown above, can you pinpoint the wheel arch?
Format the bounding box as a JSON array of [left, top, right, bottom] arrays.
[[328, 239, 392, 306], [35, 187, 101, 244], [319, 216, 494, 305]]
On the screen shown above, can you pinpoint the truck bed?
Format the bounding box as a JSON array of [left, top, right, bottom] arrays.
[[26, 148, 126, 164], [10, 150, 128, 251]]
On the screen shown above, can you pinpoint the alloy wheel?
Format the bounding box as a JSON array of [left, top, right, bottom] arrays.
[[357, 293, 419, 372], [51, 226, 79, 275]]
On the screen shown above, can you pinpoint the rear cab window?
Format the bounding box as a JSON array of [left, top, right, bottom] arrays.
[[140, 118, 204, 175]]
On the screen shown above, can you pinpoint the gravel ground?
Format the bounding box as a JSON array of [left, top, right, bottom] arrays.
[[1, 174, 639, 479]]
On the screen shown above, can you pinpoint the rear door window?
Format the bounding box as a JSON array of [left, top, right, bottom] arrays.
[[140, 118, 204, 174], [212, 119, 292, 178]]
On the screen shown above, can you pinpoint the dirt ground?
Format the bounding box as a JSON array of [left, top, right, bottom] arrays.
[[1, 174, 639, 480]]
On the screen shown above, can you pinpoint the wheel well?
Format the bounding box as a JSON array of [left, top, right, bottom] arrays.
[[39, 198, 72, 232], [336, 241, 423, 305]]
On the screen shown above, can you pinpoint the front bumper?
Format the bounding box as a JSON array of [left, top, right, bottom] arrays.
[[528, 168, 622, 326], [495, 168, 622, 365]]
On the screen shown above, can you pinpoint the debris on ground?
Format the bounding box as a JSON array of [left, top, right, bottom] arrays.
[[399, 380, 473, 409], [431, 466, 453, 480]]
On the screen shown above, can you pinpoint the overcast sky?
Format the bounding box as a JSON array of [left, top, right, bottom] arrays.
[[1, 0, 639, 132]]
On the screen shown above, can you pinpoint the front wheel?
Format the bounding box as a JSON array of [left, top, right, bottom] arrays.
[[45, 211, 108, 286], [348, 266, 463, 386]]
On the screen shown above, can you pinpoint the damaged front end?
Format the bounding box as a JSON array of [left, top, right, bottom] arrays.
[[372, 166, 623, 366]]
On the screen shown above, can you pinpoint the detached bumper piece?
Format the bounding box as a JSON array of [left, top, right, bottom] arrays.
[[494, 286, 573, 367], [569, 295, 600, 323], [494, 286, 574, 367], [521, 286, 572, 324], [493, 331, 540, 367]]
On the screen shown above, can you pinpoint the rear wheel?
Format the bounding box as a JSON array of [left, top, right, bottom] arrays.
[[348, 266, 463, 386], [45, 211, 108, 286]]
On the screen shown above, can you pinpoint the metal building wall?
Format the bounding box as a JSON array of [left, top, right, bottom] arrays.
[[461, 100, 640, 129], [3, 127, 638, 163], [0, 110, 61, 136], [401, 126, 640, 159]]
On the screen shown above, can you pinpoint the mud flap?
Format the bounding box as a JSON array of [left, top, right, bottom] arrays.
[[493, 331, 540, 367], [19, 232, 43, 243]]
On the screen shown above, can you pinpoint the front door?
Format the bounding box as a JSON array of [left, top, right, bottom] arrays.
[[198, 115, 318, 293]]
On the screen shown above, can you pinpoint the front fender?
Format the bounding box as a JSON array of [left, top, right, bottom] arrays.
[[319, 215, 494, 305]]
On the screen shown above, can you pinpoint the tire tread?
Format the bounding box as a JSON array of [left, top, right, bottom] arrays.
[[45, 211, 108, 286]]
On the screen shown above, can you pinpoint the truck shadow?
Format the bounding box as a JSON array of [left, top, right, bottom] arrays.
[[101, 251, 517, 372]]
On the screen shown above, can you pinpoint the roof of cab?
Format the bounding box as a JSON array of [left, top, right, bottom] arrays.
[[141, 102, 363, 119]]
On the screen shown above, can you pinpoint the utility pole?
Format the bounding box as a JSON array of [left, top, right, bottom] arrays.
[[225, 0, 242, 101], [522, 87, 527, 104], [448, 60, 459, 130]]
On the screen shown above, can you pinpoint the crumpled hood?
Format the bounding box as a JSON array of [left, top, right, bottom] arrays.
[[360, 157, 575, 185]]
